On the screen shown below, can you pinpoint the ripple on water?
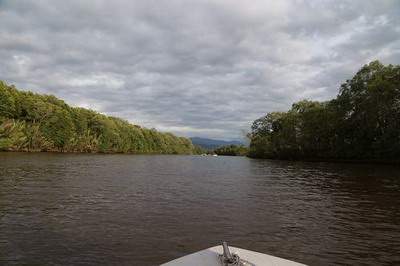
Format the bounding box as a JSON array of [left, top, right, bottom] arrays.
[[0, 153, 400, 265]]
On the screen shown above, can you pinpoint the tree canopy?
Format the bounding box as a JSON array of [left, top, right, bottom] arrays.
[[0, 81, 195, 154], [214, 145, 248, 156], [248, 61, 400, 161]]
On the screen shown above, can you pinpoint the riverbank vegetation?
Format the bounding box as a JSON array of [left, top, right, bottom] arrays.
[[248, 61, 400, 161], [214, 145, 248, 156], [0, 81, 195, 154]]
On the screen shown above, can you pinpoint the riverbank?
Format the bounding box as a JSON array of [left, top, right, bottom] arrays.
[[0, 149, 196, 155], [0, 81, 195, 155], [248, 61, 400, 163]]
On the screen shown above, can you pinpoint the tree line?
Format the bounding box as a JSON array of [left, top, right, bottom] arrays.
[[214, 145, 248, 156], [248, 61, 400, 161], [0, 81, 195, 154]]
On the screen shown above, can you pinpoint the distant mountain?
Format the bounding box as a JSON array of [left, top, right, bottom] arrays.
[[190, 137, 245, 150]]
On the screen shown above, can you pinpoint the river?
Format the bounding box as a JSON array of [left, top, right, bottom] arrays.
[[0, 153, 399, 265]]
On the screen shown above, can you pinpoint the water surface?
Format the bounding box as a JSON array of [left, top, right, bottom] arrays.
[[1, 153, 399, 265]]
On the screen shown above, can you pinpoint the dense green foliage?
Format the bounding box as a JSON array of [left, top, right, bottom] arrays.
[[214, 145, 248, 156], [0, 81, 195, 154], [249, 61, 400, 161], [193, 144, 208, 155]]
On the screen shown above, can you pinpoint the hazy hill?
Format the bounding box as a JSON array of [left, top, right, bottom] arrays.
[[190, 137, 244, 150]]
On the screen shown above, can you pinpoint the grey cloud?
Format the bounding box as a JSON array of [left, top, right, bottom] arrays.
[[1, 0, 399, 140]]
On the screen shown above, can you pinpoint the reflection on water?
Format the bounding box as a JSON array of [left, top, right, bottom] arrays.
[[0, 153, 399, 265]]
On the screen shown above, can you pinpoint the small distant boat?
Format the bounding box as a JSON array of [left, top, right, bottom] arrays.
[[212, 154, 218, 157], [161, 242, 306, 266]]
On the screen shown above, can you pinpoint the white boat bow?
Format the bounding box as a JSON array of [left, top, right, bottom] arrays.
[[161, 242, 306, 266]]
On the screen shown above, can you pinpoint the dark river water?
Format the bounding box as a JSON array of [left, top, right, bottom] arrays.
[[1, 153, 400, 265]]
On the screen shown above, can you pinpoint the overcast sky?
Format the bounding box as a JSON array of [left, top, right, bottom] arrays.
[[1, 0, 399, 140]]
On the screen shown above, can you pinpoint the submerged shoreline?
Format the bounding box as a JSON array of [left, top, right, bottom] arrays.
[[248, 155, 400, 165]]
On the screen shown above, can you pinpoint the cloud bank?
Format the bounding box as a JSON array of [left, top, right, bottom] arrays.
[[1, 0, 399, 140]]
